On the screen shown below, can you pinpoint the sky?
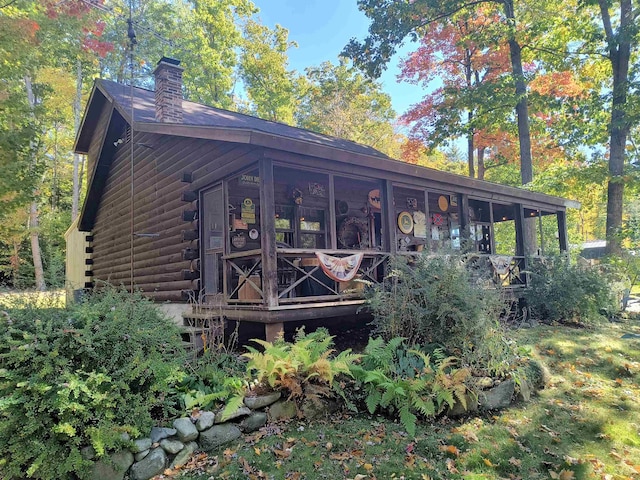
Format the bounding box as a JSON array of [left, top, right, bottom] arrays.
[[251, 0, 426, 118]]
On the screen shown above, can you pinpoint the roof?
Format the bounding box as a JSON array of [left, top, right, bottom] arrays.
[[92, 79, 390, 160], [74, 78, 581, 225]]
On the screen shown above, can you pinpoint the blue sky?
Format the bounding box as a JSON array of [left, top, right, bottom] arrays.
[[251, 0, 426, 118]]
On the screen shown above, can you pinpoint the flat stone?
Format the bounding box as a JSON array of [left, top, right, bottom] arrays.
[[196, 411, 216, 431], [160, 438, 184, 455], [479, 379, 515, 410], [475, 377, 494, 389], [129, 448, 167, 480], [150, 427, 176, 443], [199, 424, 242, 452], [267, 399, 297, 422], [447, 394, 479, 417], [243, 391, 281, 410], [173, 417, 199, 442], [301, 398, 339, 420], [239, 412, 267, 433], [170, 441, 197, 469], [134, 450, 149, 462], [214, 406, 251, 424], [516, 378, 531, 402], [132, 438, 152, 453], [90, 450, 134, 480]]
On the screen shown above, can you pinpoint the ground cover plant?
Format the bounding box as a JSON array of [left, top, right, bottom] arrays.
[[0, 288, 186, 480], [162, 320, 640, 480]]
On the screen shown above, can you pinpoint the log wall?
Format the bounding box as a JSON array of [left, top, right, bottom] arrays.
[[90, 127, 260, 302]]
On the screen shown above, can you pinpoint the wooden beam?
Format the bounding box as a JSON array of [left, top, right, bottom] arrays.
[[514, 203, 526, 257], [557, 210, 568, 253], [458, 193, 470, 246], [382, 180, 396, 253], [259, 158, 278, 308]]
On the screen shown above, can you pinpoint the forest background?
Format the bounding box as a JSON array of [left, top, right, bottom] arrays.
[[0, 0, 638, 290]]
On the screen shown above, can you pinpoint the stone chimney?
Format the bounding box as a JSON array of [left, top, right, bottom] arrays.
[[153, 57, 184, 123]]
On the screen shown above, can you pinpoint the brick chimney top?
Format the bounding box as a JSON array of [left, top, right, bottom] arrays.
[[153, 57, 184, 123]]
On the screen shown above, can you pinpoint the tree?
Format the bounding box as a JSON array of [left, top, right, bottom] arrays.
[[239, 20, 299, 123], [343, 0, 536, 185], [397, 8, 513, 179], [592, 0, 638, 254], [296, 60, 400, 156]]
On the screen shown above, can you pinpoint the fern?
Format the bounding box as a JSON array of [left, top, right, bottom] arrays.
[[399, 405, 418, 437], [218, 393, 246, 422]]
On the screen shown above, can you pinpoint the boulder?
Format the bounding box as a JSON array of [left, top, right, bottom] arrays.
[[301, 398, 339, 420], [170, 441, 198, 469], [447, 394, 479, 417], [243, 391, 281, 410], [478, 380, 515, 410], [132, 438, 152, 453], [160, 438, 184, 455], [214, 406, 251, 424], [239, 412, 267, 433], [90, 450, 134, 480], [150, 427, 176, 443], [134, 450, 149, 462], [129, 448, 167, 480], [196, 411, 216, 431], [199, 424, 242, 451], [267, 399, 297, 422], [516, 378, 531, 402], [173, 417, 199, 442]]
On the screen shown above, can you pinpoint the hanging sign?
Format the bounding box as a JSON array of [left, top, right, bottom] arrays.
[[239, 174, 260, 187], [432, 213, 445, 226], [413, 211, 427, 238], [241, 198, 256, 224], [232, 233, 247, 249], [438, 195, 449, 212]]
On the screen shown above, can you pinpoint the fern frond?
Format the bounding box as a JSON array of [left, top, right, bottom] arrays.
[[218, 394, 246, 422], [399, 404, 417, 437]]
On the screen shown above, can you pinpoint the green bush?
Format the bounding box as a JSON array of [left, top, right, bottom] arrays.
[[0, 287, 186, 480], [524, 256, 618, 323], [367, 254, 502, 354]]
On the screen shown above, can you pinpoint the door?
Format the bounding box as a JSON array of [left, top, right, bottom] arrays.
[[202, 185, 225, 302]]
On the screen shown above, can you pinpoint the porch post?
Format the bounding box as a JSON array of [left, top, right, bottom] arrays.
[[514, 203, 526, 257], [259, 158, 278, 308], [557, 210, 569, 253], [458, 193, 470, 248], [382, 180, 396, 253]]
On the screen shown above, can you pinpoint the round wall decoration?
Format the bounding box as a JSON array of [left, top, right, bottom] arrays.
[[438, 195, 449, 212], [368, 189, 381, 211], [338, 216, 369, 249], [249, 228, 259, 240], [231, 233, 247, 249], [397, 211, 414, 234]]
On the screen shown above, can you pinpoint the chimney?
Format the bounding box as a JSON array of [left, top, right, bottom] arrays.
[[153, 57, 184, 123]]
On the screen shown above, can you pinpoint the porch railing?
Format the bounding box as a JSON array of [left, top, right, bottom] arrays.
[[222, 250, 529, 307]]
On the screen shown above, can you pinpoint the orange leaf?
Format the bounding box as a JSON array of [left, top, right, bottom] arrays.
[[363, 463, 374, 472], [439, 444, 460, 456]]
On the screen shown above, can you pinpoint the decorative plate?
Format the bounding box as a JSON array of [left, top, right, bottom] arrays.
[[397, 211, 414, 234]]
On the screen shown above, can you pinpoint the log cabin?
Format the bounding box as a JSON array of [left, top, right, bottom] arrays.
[[71, 57, 579, 340]]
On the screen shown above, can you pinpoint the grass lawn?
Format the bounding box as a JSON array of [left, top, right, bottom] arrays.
[[168, 320, 640, 480]]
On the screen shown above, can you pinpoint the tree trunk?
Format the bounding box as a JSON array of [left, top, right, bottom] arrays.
[[502, 0, 533, 185], [24, 75, 46, 291], [72, 60, 83, 221], [467, 115, 475, 178], [599, 0, 632, 255], [477, 147, 485, 180], [503, 0, 536, 255], [29, 201, 46, 291]]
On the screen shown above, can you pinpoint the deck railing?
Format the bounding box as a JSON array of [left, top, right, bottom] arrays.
[[222, 250, 529, 306]]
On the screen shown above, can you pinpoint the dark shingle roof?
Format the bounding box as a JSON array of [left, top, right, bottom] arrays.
[[99, 79, 389, 160]]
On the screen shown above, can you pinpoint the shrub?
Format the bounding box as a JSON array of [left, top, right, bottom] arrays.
[[0, 287, 186, 480], [524, 256, 618, 323], [367, 254, 502, 355]]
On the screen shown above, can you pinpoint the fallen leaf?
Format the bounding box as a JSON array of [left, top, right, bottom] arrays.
[[325, 442, 333, 450], [254, 446, 261, 456], [509, 457, 522, 467], [363, 463, 374, 472], [446, 458, 459, 474], [483, 458, 495, 467], [439, 444, 460, 457]]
